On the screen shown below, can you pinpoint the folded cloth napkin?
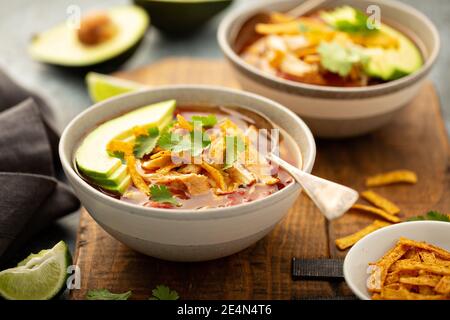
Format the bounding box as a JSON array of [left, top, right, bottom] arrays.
[[0, 70, 80, 263]]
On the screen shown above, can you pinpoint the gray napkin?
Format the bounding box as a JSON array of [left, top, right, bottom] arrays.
[[0, 70, 80, 263]]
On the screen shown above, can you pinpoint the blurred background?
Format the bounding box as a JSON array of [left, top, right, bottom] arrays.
[[0, 0, 449, 263]]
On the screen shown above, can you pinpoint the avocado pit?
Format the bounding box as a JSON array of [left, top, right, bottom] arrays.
[[77, 11, 118, 46]]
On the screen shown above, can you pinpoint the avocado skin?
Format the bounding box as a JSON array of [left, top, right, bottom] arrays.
[[134, 0, 232, 36], [41, 38, 144, 75]]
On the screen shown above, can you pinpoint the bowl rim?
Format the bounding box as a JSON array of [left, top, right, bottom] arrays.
[[217, 0, 440, 96], [343, 220, 450, 300], [59, 84, 316, 220]]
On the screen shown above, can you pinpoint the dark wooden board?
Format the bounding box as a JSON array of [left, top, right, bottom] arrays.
[[70, 58, 450, 300]]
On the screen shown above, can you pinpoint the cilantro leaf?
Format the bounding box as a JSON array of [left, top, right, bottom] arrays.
[[149, 285, 179, 300], [408, 211, 450, 222], [191, 115, 218, 128], [157, 130, 211, 156], [223, 135, 245, 170], [150, 185, 179, 205], [134, 127, 160, 159], [318, 41, 369, 77], [86, 289, 132, 300]]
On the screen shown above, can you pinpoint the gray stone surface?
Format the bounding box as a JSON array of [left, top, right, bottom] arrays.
[[0, 0, 448, 264]]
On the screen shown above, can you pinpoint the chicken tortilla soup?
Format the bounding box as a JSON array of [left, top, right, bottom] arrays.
[[75, 100, 296, 210]]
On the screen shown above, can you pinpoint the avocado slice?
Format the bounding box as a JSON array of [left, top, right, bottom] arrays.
[[364, 24, 423, 81], [29, 6, 149, 72], [134, 0, 232, 36], [76, 100, 176, 192]]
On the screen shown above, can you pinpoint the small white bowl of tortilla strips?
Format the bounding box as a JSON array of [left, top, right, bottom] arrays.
[[343, 220, 450, 300]]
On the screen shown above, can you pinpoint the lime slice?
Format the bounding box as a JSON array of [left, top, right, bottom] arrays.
[[0, 241, 72, 300], [86, 72, 147, 103]]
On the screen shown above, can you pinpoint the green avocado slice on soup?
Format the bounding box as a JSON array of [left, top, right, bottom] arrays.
[[75, 100, 176, 194]]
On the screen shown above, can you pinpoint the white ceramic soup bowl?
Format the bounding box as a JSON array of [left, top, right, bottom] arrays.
[[60, 85, 316, 262], [343, 221, 450, 300], [218, 0, 440, 138]]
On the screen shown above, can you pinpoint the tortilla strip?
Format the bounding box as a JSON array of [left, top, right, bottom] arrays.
[[107, 140, 149, 194], [142, 156, 172, 170], [335, 220, 390, 250], [435, 276, 450, 294], [391, 260, 450, 276], [156, 163, 182, 175], [201, 162, 227, 191], [360, 190, 400, 215], [150, 150, 171, 160], [125, 155, 149, 194], [403, 248, 421, 262], [399, 274, 441, 287], [366, 170, 418, 187], [375, 243, 409, 287], [398, 238, 450, 260], [176, 114, 193, 131], [380, 286, 447, 300], [256, 21, 303, 35], [351, 204, 400, 223]]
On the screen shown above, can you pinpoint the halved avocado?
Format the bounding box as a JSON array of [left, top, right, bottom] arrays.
[[134, 0, 232, 36], [29, 6, 149, 73]]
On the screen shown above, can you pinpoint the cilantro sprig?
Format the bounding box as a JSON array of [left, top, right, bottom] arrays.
[[158, 130, 211, 156], [318, 41, 369, 77], [191, 114, 217, 128], [149, 285, 179, 300], [86, 289, 132, 300], [408, 211, 450, 222], [86, 285, 179, 300], [133, 127, 160, 159], [150, 185, 179, 206]]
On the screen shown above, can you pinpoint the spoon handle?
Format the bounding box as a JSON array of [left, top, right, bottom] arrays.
[[287, 0, 331, 17], [268, 153, 358, 220]]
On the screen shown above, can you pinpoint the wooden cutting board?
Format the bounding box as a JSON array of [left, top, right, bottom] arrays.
[[70, 58, 450, 300]]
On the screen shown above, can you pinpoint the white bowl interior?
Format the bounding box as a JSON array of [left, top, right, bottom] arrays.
[[343, 221, 450, 300]]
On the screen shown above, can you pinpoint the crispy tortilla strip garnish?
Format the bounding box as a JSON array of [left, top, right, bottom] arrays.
[[142, 155, 172, 170], [391, 260, 450, 276], [145, 173, 210, 196], [366, 170, 418, 187], [201, 162, 227, 191], [376, 243, 410, 287], [125, 155, 149, 194], [178, 164, 202, 175], [351, 204, 400, 223], [403, 248, 421, 262], [132, 126, 149, 137], [335, 220, 390, 250], [156, 163, 182, 175], [380, 286, 447, 300], [270, 12, 296, 23], [150, 150, 171, 160], [399, 274, 441, 287], [398, 238, 450, 260], [360, 190, 400, 215], [176, 114, 193, 131], [435, 276, 450, 294], [256, 21, 303, 35], [419, 251, 437, 264], [107, 140, 149, 194], [227, 163, 256, 187]]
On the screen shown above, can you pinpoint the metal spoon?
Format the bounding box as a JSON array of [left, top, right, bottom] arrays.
[[285, 0, 332, 18], [267, 152, 358, 220]]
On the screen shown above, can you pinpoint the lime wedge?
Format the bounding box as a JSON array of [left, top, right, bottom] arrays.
[[86, 72, 147, 103], [0, 241, 72, 300]]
